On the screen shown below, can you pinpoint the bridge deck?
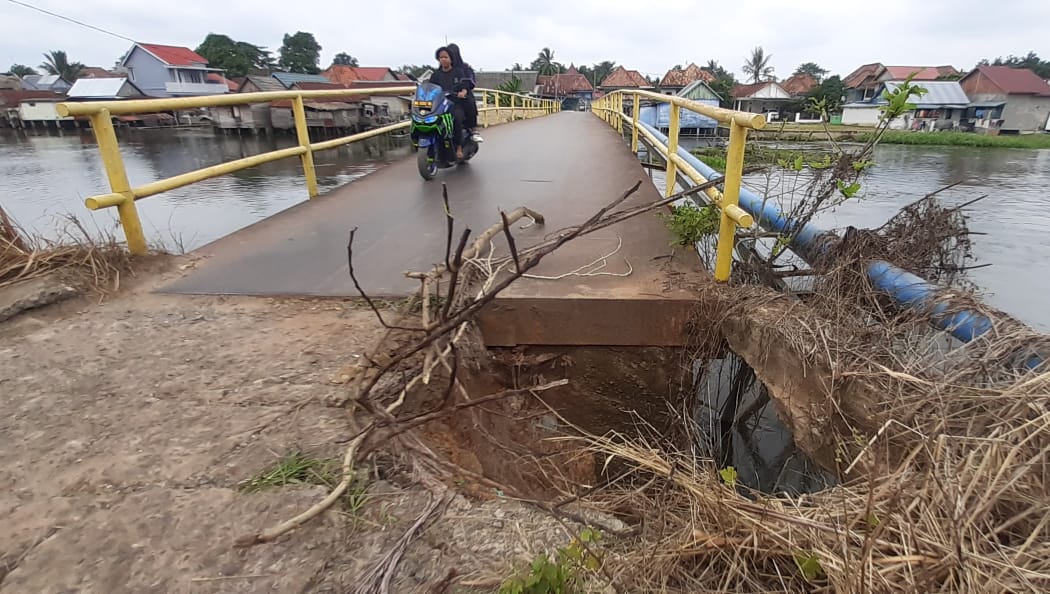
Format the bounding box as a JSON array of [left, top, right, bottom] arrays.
[[164, 112, 707, 345]]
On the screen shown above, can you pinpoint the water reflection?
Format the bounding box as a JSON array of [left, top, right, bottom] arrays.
[[0, 128, 409, 251]]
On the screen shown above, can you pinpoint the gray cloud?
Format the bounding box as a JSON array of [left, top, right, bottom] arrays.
[[3, 0, 1048, 80]]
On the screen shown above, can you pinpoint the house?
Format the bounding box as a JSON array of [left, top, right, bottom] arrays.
[[66, 78, 145, 100], [238, 75, 286, 94], [598, 66, 653, 92], [732, 81, 792, 117], [343, 81, 413, 121], [657, 63, 713, 95], [781, 73, 818, 97], [20, 74, 72, 93], [271, 72, 332, 89], [0, 75, 22, 90], [841, 80, 970, 130], [119, 42, 228, 97], [207, 73, 239, 92], [0, 89, 64, 128], [537, 66, 594, 110], [474, 71, 541, 95], [843, 63, 960, 104], [959, 65, 1050, 133], [641, 80, 723, 136], [322, 65, 401, 85]]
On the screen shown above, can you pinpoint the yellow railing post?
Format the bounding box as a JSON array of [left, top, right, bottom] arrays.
[[511, 95, 517, 120], [665, 104, 680, 198], [481, 92, 489, 128], [292, 95, 319, 198], [89, 109, 148, 255], [631, 92, 640, 153], [616, 93, 623, 134], [715, 121, 749, 281]]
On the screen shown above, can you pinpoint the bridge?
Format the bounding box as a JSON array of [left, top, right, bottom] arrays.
[[56, 86, 1030, 351]]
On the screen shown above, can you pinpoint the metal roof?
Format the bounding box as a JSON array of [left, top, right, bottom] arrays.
[[271, 72, 332, 88], [474, 71, 540, 93], [67, 78, 140, 99], [883, 80, 970, 107]]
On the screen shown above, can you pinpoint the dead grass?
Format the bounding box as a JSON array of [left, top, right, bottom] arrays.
[[0, 205, 139, 296]]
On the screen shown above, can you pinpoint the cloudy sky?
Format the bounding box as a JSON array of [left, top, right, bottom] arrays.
[[4, 0, 1048, 81]]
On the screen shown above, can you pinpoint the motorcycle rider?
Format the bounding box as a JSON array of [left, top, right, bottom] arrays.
[[430, 46, 474, 161], [445, 43, 483, 145]]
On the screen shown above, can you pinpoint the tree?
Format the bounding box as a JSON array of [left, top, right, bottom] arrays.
[[530, 48, 564, 76], [40, 50, 83, 81], [590, 61, 617, 86], [705, 60, 737, 108], [8, 64, 37, 77], [195, 34, 273, 78], [279, 31, 322, 74], [508, 62, 524, 71], [793, 62, 828, 82], [332, 53, 359, 67], [399, 64, 430, 78], [742, 46, 774, 83], [800, 75, 845, 116]]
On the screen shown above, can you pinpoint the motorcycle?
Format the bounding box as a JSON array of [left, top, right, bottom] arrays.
[[409, 78, 479, 180]]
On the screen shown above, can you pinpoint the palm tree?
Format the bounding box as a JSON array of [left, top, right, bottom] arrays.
[[40, 50, 84, 81], [742, 47, 774, 83], [532, 48, 562, 76], [8, 64, 37, 77]]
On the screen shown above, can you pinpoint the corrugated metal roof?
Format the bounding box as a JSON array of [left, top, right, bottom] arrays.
[[884, 80, 970, 106], [240, 76, 285, 92], [37, 74, 61, 86], [271, 72, 332, 88], [67, 78, 138, 99]]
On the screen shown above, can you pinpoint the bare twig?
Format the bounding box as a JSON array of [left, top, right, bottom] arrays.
[[347, 227, 420, 332]]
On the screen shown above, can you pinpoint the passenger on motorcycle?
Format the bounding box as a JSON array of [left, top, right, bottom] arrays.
[[445, 44, 483, 145], [430, 46, 475, 161]]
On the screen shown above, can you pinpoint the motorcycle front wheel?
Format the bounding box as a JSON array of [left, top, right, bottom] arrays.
[[417, 148, 437, 180]]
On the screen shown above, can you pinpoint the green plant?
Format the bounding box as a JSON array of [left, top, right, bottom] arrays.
[[499, 528, 602, 594], [239, 451, 370, 515], [664, 203, 720, 246]]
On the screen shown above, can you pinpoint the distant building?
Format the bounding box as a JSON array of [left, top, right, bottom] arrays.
[[119, 42, 228, 97], [0, 89, 63, 128], [270, 72, 332, 89], [732, 81, 792, 117], [641, 80, 722, 136], [657, 63, 713, 95], [66, 78, 145, 101], [842, 80, 970, 130], [780, 72, 818, 97], [21, 74, 72, 93], [843, 63, 960, 104], [537, 66, 594, 110], [959, 65, 1050, 133], [598, 66, 653, 92], [322, 65, 401, 85]]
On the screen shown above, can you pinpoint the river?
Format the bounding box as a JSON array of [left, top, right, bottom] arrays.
[[2, 130, 1048, 330]]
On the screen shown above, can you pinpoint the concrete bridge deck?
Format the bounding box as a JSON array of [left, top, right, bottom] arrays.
[[164, 112, 707, 346]]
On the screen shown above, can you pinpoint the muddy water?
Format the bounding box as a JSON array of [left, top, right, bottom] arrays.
[[1, 129, 410, 252]]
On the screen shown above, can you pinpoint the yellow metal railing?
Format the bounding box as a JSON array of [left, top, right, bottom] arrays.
[[57, 87, 558, 255], [591, 90, 765, 281]]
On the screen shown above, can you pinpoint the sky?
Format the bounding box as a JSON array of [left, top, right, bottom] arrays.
[[3, 0, 1049, 81]]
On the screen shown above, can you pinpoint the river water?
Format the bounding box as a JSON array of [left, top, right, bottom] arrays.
[[2, 130, 1048, 329], [0, 128, 409, 252]]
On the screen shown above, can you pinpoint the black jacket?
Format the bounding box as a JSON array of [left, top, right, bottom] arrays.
[[430, 65, 475, 94]]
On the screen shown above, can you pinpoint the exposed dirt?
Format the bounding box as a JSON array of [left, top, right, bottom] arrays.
[[0, 257, 579, 593]]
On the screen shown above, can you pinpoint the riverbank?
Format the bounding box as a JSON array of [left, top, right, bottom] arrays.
[[855, 129, 1050, 148], [0, 259, 580, 592]]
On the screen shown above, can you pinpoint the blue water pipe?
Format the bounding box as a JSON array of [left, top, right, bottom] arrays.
[[637, 120, 1040, 358]]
